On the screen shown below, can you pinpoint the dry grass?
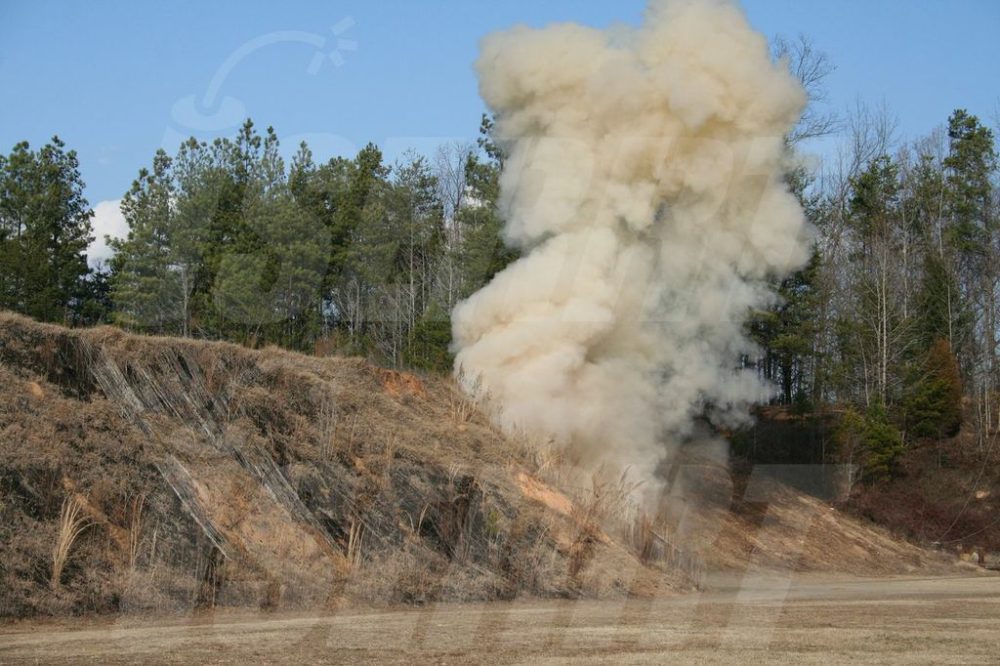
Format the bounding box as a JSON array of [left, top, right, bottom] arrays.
[[7, 311, 671, 615], [622, 509, 704, 584], [572, 470, 642, 530], [449, 385, 478, 425], [402, 503, 432, 539], [627, 510, 658, 563], [317, 388, 337, 460], [125, 493, 145, 570], [346, 517, 365, 570], [561, 473, 636, 581], [0, 311, 958, 619], [51, 495, 92, 590], [380, 433, 398, 475]]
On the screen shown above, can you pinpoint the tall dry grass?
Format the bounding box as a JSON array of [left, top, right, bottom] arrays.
[[125, 493, 145, 570], [622, 508, 705, 586], [449, 380, 479, 425], [346, 517, 365, 569], [51, 495, 92, 590]]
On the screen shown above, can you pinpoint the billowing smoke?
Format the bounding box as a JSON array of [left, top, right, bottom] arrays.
[[452, 0, 810, 486]]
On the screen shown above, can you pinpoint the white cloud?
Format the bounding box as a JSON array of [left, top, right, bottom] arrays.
[[88, 199, 128, 268]]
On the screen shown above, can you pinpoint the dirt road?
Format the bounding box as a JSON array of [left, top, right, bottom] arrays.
[[2, 575, 998, 664]]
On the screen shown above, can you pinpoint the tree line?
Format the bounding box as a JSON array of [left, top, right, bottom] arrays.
[[0, 117, 514, 371], [107, 117, 519, 371], [1, 43, 997, 482], [747, 105, 998, 479]]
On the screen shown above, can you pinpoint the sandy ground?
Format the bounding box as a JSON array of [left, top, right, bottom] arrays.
[[2, 574, 999, 665]]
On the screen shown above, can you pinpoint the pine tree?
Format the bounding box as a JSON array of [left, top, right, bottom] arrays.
[[942, 110, 998, 439], [169, 139, 216, 336], [748, 247, 822, 406], [903, 338, 963, 439], [837, 403, 904, 482], [847, 154, 909, 406], [943, 110, 996, 256], [326, 144, 392, 350], [915, 251, 968, 352], [109, 150, 180, 331], [207, 124, 327, 347], [0, 138, 94, 323], [456, 115, 518, 295], [861, 403, 905, 479]]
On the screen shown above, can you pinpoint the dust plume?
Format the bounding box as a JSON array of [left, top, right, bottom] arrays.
[[452, 0, 810, 486]]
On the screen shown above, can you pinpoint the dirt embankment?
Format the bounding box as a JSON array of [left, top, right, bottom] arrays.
[[0, 312, 964, 619], [732, 405, 1000, 565]]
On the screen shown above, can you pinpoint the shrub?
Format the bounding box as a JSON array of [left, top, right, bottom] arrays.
[[836, 403, 904, 483], [861, 403, 905, 480], [404, 304, 453, 372], [903, 338, 963, 439]]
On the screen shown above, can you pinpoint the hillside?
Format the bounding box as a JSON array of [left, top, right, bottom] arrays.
[[731, 406, 1000, 566], [0, 312, 962, 619]]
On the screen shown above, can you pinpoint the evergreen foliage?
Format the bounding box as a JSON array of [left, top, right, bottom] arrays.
[[0, 138, 94, 323], [1, 102, 997, 475]]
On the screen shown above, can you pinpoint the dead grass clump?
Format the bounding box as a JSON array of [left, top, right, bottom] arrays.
[[449, 389, 478, 426], [448, 371, 492, 428], [562, 474, 633, 582], [628, 511, 659, 563], [345, 549, 440, 605], [125, 493, 145, 570], [51, 495, 93, 590], [346, 517, 365, 569], [317, 387, 338, 459], [575, 470, 641, 528]]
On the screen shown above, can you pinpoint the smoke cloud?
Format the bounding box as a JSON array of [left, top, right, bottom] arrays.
[[452, 0, 810, 486]]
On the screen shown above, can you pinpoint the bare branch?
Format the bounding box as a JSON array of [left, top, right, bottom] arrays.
[[772, 34, 841, 144]]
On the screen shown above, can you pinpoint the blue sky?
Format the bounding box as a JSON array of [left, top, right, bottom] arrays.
[[1, 0, 998, 209]]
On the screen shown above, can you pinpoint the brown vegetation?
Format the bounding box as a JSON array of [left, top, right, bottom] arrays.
[[0, 312, 688, 617], [735, 405, 1000, 563], [0, 312, 964, 620], [50, 495, 91, 590]]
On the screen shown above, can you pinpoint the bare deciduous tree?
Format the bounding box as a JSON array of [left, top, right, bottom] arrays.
[[772, 34, 841, 144]]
